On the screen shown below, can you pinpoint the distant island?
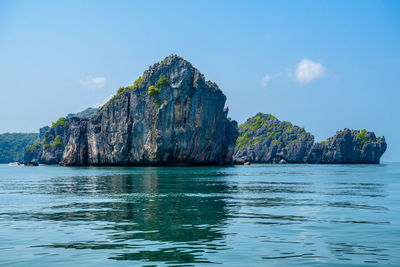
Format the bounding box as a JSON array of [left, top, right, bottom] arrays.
[[2, 55, 387, 165], [66, 107, 99, 119], [0, 133, 38, 163], [234, 113, 386, 164]]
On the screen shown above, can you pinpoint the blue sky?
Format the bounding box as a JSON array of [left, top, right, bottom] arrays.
[[0, 0, 399, 161]]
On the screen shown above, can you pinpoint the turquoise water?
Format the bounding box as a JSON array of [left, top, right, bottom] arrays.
[[0, 163, 399, 266]]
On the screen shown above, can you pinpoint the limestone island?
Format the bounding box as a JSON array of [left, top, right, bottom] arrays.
[[25, 55, 238, 166], [233, 113, 386, 164], [24, 55, 386, 166]]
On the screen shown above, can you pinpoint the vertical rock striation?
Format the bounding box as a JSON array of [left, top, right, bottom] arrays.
[[25, 55, 238, 166], [305, 129, 387, 164], [24, 122, 69, 164], [233, 113, 387, 164], [233, 113, 314, 163]]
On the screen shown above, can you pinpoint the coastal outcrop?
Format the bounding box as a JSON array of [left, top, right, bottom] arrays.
[[233, 113, 315, 163], [24, 120, 70, 164], [233, 113, 386, 164], [306, 129, 387, 164], [25, 55, 238, 166]]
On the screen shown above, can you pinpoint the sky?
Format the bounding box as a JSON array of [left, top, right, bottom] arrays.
[[0, 0, 399, 162]]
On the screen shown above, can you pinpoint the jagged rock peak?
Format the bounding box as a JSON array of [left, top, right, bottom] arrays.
[[139, 55, 216, 90], [99, 54, 221, 113], [233, 112, 387, 164], [306, 128, 387, 164], [25, 55, 238, 166]]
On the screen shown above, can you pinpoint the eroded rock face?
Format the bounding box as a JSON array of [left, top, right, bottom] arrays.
[[24, 124, 69, 164], [233, 113, 314, 163], [26, 55, 238, 166], [233, 113, 387, 164], [305, 129, 387, 164]]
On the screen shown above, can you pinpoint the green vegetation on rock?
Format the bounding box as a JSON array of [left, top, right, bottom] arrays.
[[51, 117, 68, 128], [156, 75, 169, 87], [134, 76, 143, 88], [236, 133, 250, 149], [53, 135, 63, 148], [26, 141, 42, 152], [117, 85, 134, 95], [148, 85, 160, 96], [117, 87, 125, 94], [236, 113, 312, 150], [244, 113, 278, 131], [356, 129, 375, 148]]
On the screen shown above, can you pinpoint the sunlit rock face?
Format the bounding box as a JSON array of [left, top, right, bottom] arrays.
[[26, 55, 238, 166]]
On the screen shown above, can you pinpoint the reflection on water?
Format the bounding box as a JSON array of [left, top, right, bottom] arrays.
[[0, 164, 399, 266]]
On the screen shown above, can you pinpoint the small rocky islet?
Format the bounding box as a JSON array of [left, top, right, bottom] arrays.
[[233, 113, 386, 164], [24, 55, 387, 165]]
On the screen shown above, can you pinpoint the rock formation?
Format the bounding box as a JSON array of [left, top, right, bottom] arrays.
[[233, 113, 387, 164], [306, 129, 387, 164], [24, 121, 69, 164], [25, 55, 238, 166], [233, 113, 314, 163]]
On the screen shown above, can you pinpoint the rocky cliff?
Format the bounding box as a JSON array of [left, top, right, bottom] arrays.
[[233, 113, 315, 163], [25, 55, 238, 166], [233, 113, 387, 164], [306, 129, 387, 164], [24, 119, 70, 164]]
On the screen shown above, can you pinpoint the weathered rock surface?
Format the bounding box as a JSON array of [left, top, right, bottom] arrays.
[[24, 121, 69, 164], [233, 113, 314, 163], [233, 113, 387, 164], [305, 129, 387, 164], [25, 55, 238, 166]]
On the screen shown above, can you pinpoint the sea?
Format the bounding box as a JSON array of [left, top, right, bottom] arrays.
[[0, 163, 399, 266]]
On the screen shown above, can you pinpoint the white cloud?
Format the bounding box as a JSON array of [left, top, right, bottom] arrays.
[[261, 72, 282, 88], [295, 59, 325, 83], [261, 74, 271, 88], [80, 75, 106, 89]]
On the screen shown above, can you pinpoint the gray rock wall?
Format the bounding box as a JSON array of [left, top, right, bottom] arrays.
[[26, 55, 238, 166], [233, 113, 387, 164], [233, 113, 314, 163], [305, 129, 386, 164]]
